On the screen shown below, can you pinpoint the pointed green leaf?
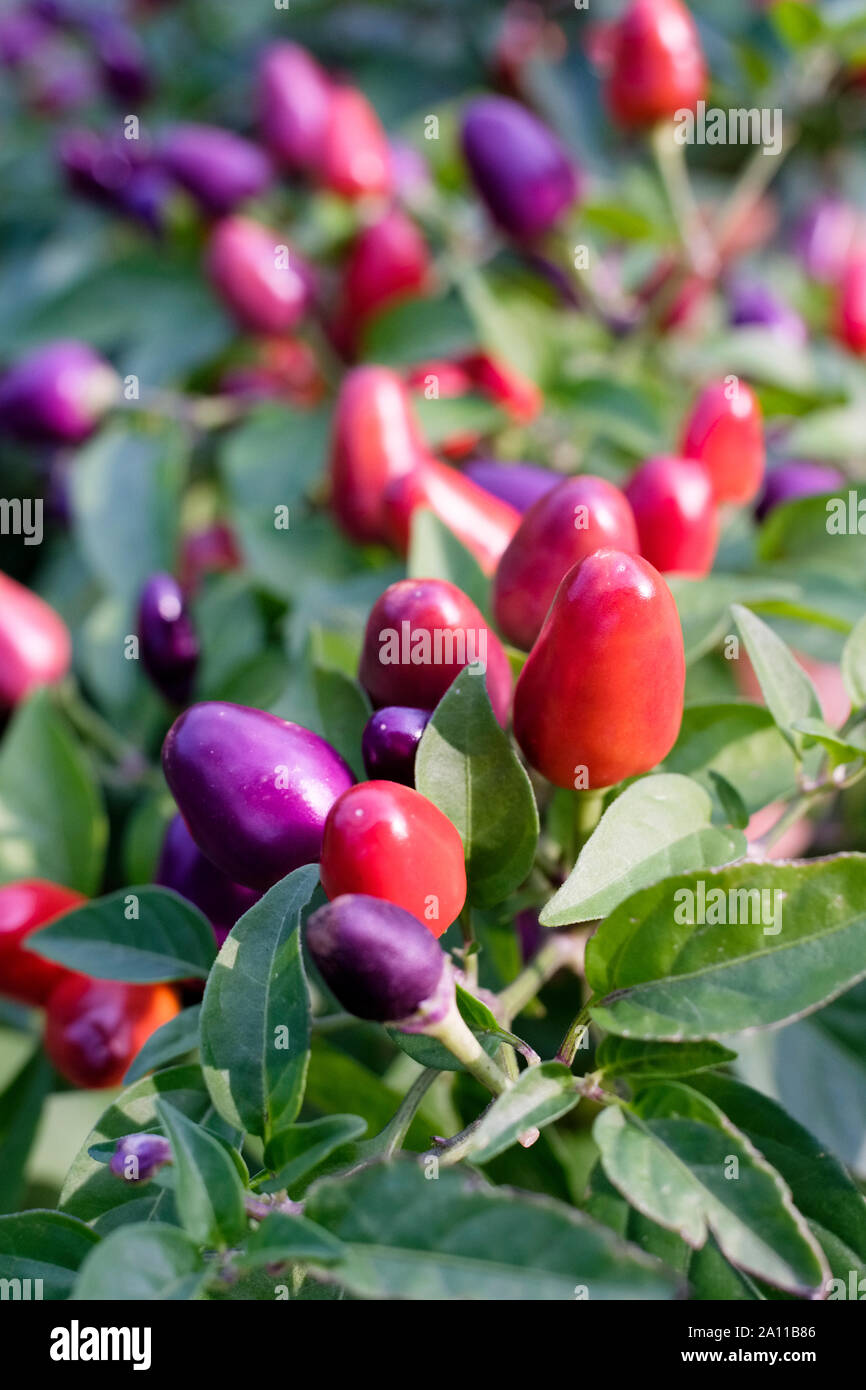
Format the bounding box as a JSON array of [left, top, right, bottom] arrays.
[[540, 775, 745, 927], [74, 1223, 206, 1300], [0, 1210, 99, 1299], [731, 604, 822, 749], [156, 1099, 247, 1248], [455, 1062, 579, 1164], [124, 1005, 201, 1084], [31, 887, 216, 982]]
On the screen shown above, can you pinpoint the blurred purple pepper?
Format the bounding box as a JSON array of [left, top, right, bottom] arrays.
[[161, 701, 355, 891], [161, 124, 273, 217], [258, 41, 332, 174], [361, 706, 430, 785], [110, 1132, 172, 1183], [156, 812, 260, 946], [0, 340, 118, 443], [88, 18, 151, 105], [0, 8, 51, 68], [793, 197, 861, 284], [207, 215, 313, 334], [727, 279, 808, 346], [461, 95, 579, 240], [59, 128, 169, 233], [461, 459, 559, 514], [755, 461, 847, 523], [306, 893, 453, 1026], [137, 573, 200, 705]]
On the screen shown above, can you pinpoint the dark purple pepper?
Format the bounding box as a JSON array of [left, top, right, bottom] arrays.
[[161, 124, 273, 217], [138, 574, 199, 705], [306, 893, 452, 1025], [461, 95, 579, 241], [161, 702, 355, 891], [755, 461, 847, 523], [727, 279, 808, 345], [156, 813, 260, 946], [90, 20, 151, 105], [59, 128, 169, 232], [361, 706, 430, 786], [461, 459, 560, 514], [0, 341, 118, 443], [515, 907, 544, 964], [110, 1132, 173, 1183]]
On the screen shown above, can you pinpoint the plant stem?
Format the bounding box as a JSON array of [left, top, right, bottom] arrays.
[[556, 1000, 595, 1068], [312, 1011, 356, 1034], [425, 997, 511, 1096], [650, 121, 718, 279], [378, 1068, 439, 1158], [458, 904, 478, 987], [498, 929, 588, 1024]]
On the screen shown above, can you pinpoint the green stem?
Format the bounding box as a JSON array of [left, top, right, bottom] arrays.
[[458, 905, 478, 987], [556, 999, 595, 1069], [377, 1068, 439, 1158], [649, 121, 718, 279], [498, 929, 587, 1025], [425, 997, 511, 1096]]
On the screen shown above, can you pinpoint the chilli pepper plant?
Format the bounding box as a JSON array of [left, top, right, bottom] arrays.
[[1, 0, 866, 1311]]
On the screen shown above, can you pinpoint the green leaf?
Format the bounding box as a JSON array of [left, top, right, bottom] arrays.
[[407, 508, 489, 616], [540, 775, 745, 927], [456, 1062, 579, 1164], [304, 1158, 680, 1299], [199, 866, 319, 1146], [0, 1210, 99, 1299], [31, 887, 216, 982], [842, 614, 866, 709], [74, 1224, 207, 1300], [707, 771, 749, 830], [771, 0, 827, 47], [587, 857, 866, 1040], [689, 1072, 866, 1266], [0, 1048, 54, 1213], [665, 702, 799, 817], [311, 660, 370, 780], [791, 717, 866, 768], [59, 1065, 233, 1229], [668, 575, 797, 665], [71, 420, 188, 603], [0, 690, 107, 893], [415, 672, 538, 908], [731, 605, 822, 749], [238, 1212, 343, 1269], [124, 1006, 201, 1084], [595, 1037, 737, 1083], [156, 1099, 247, 1248], [594, 1083, 827, 1295], [757, 489, 866, 580], [261, 1116, 368, 1193], [388, 983, 528, 1073]]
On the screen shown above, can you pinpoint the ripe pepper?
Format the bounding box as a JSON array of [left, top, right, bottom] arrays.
[[329, 365, 427, 544], [513, 548, 685, 789], [0, 879, 85, 1006], [44, 977, 180, 1089], [625, 455, 718, 576], [492, 475, 639, 650], [137, 574, 199, 706], [384, 456, 520, 575], [605, 0, 706, 129], [358, 577, 512, 726], [680, 379, 765, 506], [207, 215, 313, 335], [461, 95, 580, 240], [0, 340, 118, 443], [0, 571, 72, 708], [319, 781, 467, 937]]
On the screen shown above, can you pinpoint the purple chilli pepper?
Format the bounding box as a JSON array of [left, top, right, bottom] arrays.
[[727, 279, 808, 346], [306, 894, 453, 1027], [461, 95, 580, 241], [156, 812, 261, 946], [793, 197, 860, 285], [138, 574, 200, 706], [0, 340, 119, 443], [160, 124, 274, 217], [755, 461, 847, 524], [361, 706, 430, 785], [0, 9, 51, 69], [461, 459, 560, 514], [161, 701, 356, 891], [257, 41, 333, 174], [89, 19, 151, 105], [110, 1133, 173, 1183]]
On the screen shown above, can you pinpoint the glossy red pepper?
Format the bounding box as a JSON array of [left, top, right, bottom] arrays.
[[835, 253, 866, 354], [625, 455, 719, 576], [329, 365, 427, 544], [680, 379, 765, 505], [359, 577, 512, 726], [44, 977, 180, 1089], [492, 475, 639, 650], [384, 456, 520, 576], [318, 86, 392, 200], [338, 207, 431, 348], [0, 880, 85, 1006], [605, 0, 706, 129], [207, 215, 312, 335], [0, 571, 72, 708], [319, 781, 466, 938], [513, 548, 685, 789]]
